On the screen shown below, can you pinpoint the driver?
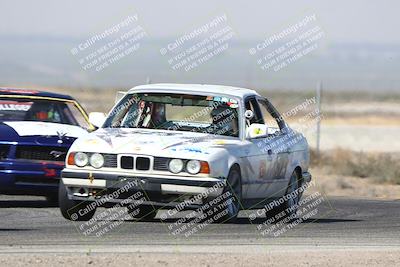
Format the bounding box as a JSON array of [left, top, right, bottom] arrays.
[[210, 106, 237, 136]]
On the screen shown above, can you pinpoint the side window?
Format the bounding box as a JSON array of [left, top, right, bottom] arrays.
[[257, 99, 280, 132], [244, 98, 263, 124]]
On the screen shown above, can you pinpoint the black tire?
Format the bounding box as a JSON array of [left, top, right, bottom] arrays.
[[45, 193, 59, 205], [282, 171, 300, 217], [266, 170, 300, 221], [204, 166, 242, 223], [127, 204, 157, 221], [58, 181, 96, 221]]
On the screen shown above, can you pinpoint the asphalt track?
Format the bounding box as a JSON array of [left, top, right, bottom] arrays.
[[0, 194, 399, 254]]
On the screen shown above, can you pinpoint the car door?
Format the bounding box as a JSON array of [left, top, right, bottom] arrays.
[[256, 98, 291, 198], [240, 97, 282, 199]]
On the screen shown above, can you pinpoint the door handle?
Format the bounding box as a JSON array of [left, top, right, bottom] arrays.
[[267, 149, 273, 155]]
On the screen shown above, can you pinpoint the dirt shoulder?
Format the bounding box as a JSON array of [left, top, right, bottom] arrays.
[[1, 248, 399, 267], [308, 168, 400, 199]]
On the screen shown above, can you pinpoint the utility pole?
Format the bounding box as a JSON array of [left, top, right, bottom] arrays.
[[316, 81, 322, 156]]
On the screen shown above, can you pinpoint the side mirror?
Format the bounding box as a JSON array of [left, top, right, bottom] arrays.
[[244, 110, 254, 120], [246, 123, 268, 139], [89, 112, 106, 128]]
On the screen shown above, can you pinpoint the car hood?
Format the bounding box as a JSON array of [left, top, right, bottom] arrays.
[[0, 121, 88, 142], [71, 128, 241, 158]]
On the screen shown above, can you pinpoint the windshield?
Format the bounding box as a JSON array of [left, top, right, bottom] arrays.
[[104, 93, 240, 137], [0, 97, 91, 129]]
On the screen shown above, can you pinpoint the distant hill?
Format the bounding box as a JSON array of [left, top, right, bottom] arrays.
[[0, 35, 399, 91]]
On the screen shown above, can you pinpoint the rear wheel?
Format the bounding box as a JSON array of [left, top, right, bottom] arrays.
[[266, 170, 300, 220], [283, 171, 300, 216], [59, 181, 96, 221], [128, 205, 157, 221]]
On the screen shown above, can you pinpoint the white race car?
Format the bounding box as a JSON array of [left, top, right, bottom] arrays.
[[59, 84, 311, 222]]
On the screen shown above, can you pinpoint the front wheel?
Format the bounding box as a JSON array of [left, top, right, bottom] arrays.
[[45, 193, 58, 205], [58, 181, 96, 221], [204, 166, 242, 223]]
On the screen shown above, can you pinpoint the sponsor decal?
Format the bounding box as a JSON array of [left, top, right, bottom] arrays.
[[95, 132, 114, 147], [213, 139, 226, 145], [170, 147, 209, 154], [228, 103, 238, 108], [259, 160, 267, 178], [211, 96, 238, 108], [85, 139, 100, 145], [0, 101, 33, 111]]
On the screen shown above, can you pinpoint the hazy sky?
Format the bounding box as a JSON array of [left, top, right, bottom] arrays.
[[1, 0, 399, 44]]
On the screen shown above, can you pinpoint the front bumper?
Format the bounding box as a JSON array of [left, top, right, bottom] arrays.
[[0, 159, 62, 195], [61, 169, 225, 207]]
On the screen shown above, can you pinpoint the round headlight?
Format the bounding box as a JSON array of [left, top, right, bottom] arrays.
[[168, 159, 184, 174], [90, 153, 104, 169], [74, 152, 88, 167], [186, 160, 201, 174]]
